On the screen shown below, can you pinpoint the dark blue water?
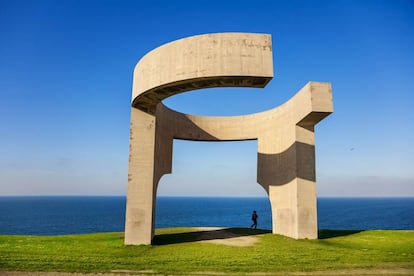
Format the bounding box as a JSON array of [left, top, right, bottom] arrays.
[[0, 196, 413, 235]]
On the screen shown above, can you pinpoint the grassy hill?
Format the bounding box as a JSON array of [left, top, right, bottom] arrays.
[[1, 228, 413, 275]]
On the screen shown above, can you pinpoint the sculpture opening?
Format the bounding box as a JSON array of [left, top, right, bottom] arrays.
[[155, 140, 271, 229], [157, 140, 264, 197]]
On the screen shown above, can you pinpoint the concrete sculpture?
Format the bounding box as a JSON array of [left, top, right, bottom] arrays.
[[125, 33, 333, 245]]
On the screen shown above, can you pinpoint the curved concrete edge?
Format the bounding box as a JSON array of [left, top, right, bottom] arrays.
[[156, 81, 332, 142], [131, 33, 274, 114]]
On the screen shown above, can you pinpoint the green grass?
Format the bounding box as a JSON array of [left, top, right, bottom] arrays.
[[0, 228, 413, 274]]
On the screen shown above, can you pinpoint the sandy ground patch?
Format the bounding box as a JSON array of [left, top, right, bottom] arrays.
[[196, 227, 258, 247], [201, 234, 258, 247]]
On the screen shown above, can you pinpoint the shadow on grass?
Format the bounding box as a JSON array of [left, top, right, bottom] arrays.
[[153, 228, 270, 245], [318, 229, 364, 239]]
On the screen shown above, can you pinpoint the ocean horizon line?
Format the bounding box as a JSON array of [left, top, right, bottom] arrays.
[[1, 196, 413, 234], [1, 195, 413, 199]]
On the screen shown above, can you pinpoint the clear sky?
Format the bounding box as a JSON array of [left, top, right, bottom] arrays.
[[1, 0, 413, 197]]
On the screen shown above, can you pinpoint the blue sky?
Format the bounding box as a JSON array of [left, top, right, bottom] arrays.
[[0, 0, 413, 197]]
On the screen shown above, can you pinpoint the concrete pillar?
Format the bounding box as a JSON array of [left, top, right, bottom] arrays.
[[258, 124, 318, 239], [124, 107, 156, 245], [295, 125, 317, 239]]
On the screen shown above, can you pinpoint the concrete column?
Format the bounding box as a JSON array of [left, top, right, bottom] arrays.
[[124, 107, 156, 245], [266, 125, 317, 239], [295, 125, 317, 239], [268, 180, 299, 238]]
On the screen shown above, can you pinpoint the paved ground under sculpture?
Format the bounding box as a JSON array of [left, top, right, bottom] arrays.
[[125, 33, 333, 245]]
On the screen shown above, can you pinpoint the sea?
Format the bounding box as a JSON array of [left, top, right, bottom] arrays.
[[0, 196, 413, 235]]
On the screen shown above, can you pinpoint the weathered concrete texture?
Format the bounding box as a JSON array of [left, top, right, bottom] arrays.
[[132, 33, 273, 114], [125, 33, 333, 245], [124, 108, 157, 245]]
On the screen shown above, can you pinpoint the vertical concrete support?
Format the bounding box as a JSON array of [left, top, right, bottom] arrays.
[[295, 125, 317, 239], [125, 107, 156, 245], [266, 125, 317, 239], [268, 177, 317, 239]]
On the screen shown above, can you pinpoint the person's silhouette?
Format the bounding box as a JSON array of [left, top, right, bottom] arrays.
[[251, 210, 258, 229]]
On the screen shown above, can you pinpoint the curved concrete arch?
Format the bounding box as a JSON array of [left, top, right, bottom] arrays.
[[131, 32, 273, 114], [125, 33, 333, 245]]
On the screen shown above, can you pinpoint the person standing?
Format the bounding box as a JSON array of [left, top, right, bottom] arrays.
[[251, 210, 258, 229]]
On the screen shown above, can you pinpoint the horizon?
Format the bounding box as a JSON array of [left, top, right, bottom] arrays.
[[1, 195, 413, 199]]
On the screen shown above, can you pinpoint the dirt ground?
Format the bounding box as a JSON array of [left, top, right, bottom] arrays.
[[196, 227, 258, 247]]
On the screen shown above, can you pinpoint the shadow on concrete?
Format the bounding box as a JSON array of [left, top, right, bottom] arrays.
[[257, 142, 315, 186], [152, 228, 270, 245], [318, 229, 364, 239]]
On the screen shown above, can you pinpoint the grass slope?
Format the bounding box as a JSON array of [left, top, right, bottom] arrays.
[[0, 228, 413, 274]]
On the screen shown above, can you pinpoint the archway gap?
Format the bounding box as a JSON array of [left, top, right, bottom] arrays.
[[156, 139, 272, 230]]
